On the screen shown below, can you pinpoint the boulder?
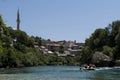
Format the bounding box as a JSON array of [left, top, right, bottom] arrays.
[[92, 52, 113, 67], [115, 60, 120, 66]]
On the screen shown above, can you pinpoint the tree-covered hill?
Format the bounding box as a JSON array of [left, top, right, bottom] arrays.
[[0, 15, 80, 68], [1, 13, 120, 67], [80, 20, 120, 66]]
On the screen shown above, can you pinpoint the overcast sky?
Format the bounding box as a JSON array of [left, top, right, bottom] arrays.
[[0, 0, 120, 42]]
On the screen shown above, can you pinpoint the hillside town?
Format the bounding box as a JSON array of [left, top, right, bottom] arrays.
[[34, 40, 84, 56]]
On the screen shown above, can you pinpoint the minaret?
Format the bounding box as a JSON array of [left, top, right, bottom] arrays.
[[16, 9, 20, 30]]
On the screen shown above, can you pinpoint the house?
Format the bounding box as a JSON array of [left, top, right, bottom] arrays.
[[47, 43, 60, 52], [34, 42, 40, 50], [68, 49, 81, 56], [40, 46, 53, 54], [34, 39, 84, 56]]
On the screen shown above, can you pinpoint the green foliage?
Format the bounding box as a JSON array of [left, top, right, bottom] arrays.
[[86, 29, 107, 51], [103, 46, 113, 58], [59, 45, 64, 53], [0, 15, 9, 36], [0, 14, 81, 68], [0, 48, 17, 68], [34, 36, 42, 46], [82, 20, 120, 65], [80, 46, 93, 64]]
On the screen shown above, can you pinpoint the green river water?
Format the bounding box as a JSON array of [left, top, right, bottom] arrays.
[[0, 66, 120, 80]]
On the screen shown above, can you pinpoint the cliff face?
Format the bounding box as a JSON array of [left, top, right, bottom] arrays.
[[92, 52, 113, 67]]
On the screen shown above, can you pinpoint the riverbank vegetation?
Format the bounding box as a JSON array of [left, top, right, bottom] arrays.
[[0, 15, 80, 68], [80, 20, 120, 66], [0, 14, 120, 68]]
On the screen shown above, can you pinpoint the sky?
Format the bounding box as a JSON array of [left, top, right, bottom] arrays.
[[0, 0, 120, 42]]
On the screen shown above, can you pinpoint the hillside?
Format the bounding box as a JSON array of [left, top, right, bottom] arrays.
[[80, 20, 120, 66], [0, 15, 81, 68], [1, 14, 120, 68]]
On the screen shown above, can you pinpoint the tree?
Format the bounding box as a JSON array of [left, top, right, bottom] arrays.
[[0, 15, 9, 36], [1, 35, 11, 48], [84, 20, 120, 64], [85, 29, 108, 51], [80, 46, 93, 64], [34, 36, 42, 46], [26, 37, 34, 47], [15, 30, 28, 45], [59, 45, 64, 53], [103, 45, 113, 58], [114, 27, 120, 59]]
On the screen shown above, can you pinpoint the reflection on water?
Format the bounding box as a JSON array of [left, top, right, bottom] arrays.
[[0, 68, 31, 74], [0, 66, 120, 80]]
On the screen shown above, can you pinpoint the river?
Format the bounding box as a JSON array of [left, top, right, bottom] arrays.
[[0, 66, 120, 80]]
